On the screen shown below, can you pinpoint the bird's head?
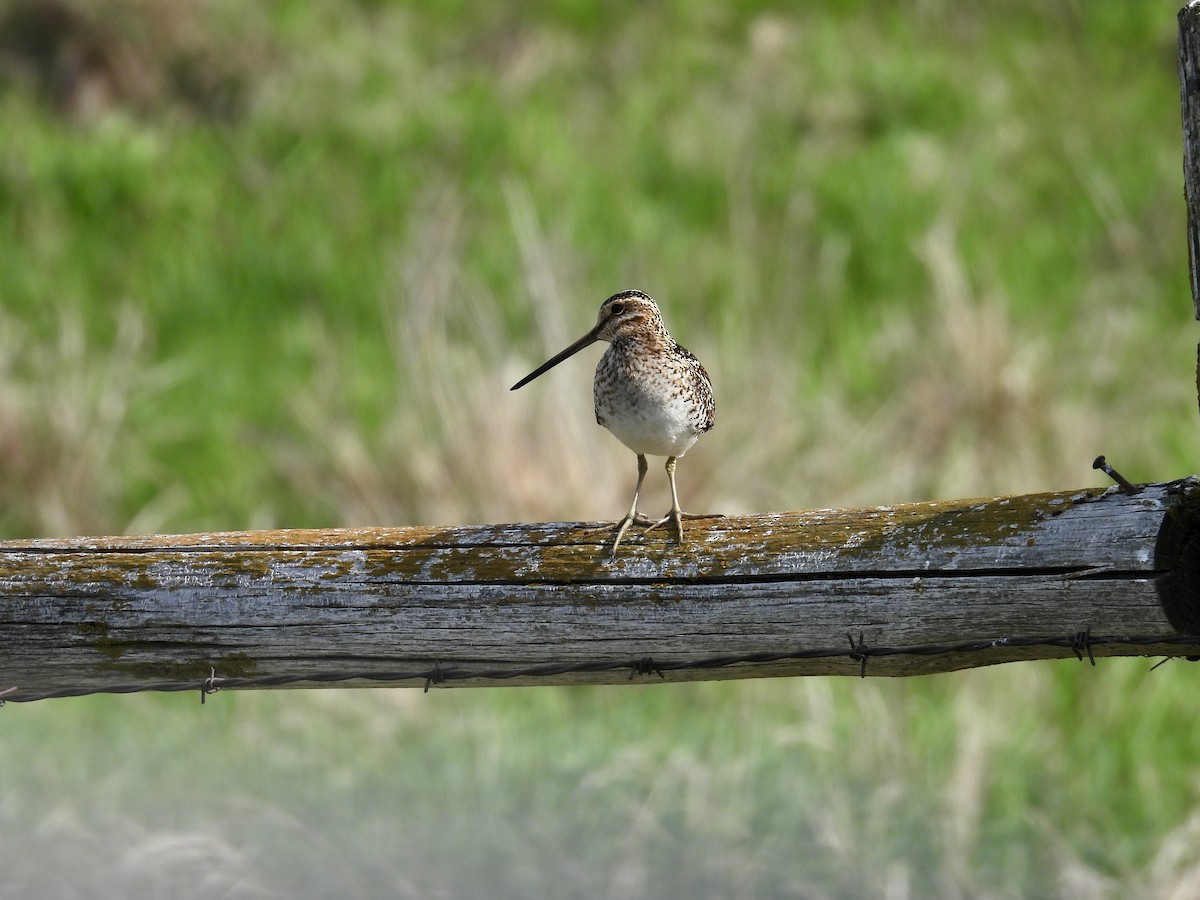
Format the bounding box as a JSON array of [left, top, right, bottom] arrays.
[[511, 289, 669, 391], [593, 290, 667, 345]]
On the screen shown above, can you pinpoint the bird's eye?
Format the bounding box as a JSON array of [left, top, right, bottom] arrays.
[[611, 302, 625, 315]]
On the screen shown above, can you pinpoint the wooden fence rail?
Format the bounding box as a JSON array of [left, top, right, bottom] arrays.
[[6, 6, 1200, 703], [2, 479, 1198, 702]]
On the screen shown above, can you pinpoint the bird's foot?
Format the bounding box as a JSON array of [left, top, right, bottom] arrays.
[[597, 512, 723, 555], [642, 511, 724, 544], [643, 509, 684, 543], [583, 514, 655, 542], [607, 512, 656, 556]]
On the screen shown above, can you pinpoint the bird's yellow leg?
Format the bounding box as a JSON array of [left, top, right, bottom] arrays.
[[608, 453, 652, 555], [642, 456, 685, 542], [642, 456, 722, 543]]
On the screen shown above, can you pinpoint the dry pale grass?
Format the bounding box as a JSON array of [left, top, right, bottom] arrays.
[[282, 181, 657, 528], [281, 187, 1183, 531], [711, 213, 1172, 517], [0, 305, 182, 537], [5, 803, 294, 899], [1047, 783, 1200, 900]]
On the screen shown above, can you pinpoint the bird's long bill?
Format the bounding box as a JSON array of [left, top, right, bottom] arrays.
[[510, 327, 600, 390]]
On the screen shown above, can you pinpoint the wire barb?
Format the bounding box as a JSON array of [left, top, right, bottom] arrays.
[[628, 657, 664, 679], [1070, 628, 1096, 666], [1092, 455, 1138, 494], [423, 662, 446, 693], [200, 667, 223, 705], [847, 631, 870, 678]]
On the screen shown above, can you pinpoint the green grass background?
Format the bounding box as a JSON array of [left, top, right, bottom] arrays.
[[2, 1, 1199, 896]]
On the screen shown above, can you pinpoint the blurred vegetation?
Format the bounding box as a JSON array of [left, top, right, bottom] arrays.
[[0, 0, 1197, 897], [0, 0, 1190, 536]]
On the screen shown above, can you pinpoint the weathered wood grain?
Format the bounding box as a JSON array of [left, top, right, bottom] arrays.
[[1, 480, 1198, 701]]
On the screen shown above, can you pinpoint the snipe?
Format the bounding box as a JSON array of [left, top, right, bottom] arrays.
[[511, 289, 715, 555]]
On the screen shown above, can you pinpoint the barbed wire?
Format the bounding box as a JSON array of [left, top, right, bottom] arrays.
[[2, 630, 1198, 706]]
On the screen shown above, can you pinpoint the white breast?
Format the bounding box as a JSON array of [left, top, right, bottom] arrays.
[[593, 352, 706, 458]]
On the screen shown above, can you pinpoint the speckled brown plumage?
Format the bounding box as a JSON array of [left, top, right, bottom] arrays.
[[511, 289, 715, 555]]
